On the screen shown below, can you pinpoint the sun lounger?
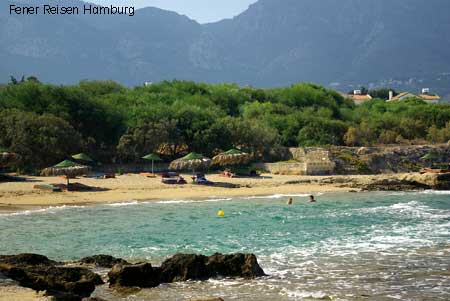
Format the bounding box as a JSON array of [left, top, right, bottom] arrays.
[[140, 172, 157, 178], [52, 183, 95, 192], [33, 184, 62, 192], [84, 173, 115, 179], [194, 177, 214, 186], [162, 176, 187, 185], [160, 172, 180, 178], [219, 170, 236, 178]]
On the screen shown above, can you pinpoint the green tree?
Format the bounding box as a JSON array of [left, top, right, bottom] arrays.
[[0, 110, 82, 170]]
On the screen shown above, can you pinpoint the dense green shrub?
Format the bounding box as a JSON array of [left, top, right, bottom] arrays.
[[1, 78, 450, 170]]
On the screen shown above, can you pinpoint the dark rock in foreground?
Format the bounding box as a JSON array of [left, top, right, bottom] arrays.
[[160, 253, 266, 282], [0, 253, 103, 300], [79, 255, 129, 268], [160, 254, 209, 282], [108, 263, 160, 288], [0, 252, 266, 295], [206, 253, 266, 279], [0, 253, 58, 266], [110, 252, 266, 288]]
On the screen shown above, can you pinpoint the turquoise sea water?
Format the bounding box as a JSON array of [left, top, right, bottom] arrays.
[[1, 191, 450, 300]]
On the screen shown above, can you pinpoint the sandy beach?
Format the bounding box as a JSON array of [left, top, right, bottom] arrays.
[[0, 173, 355, 211], [0, 286, 51, 301]]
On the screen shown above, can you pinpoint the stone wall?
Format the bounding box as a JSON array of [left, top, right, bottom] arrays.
[[253, 162, 306, 175], [330, 144, 450, 174], [265, 144, 450, 175], [253, 161, 334, 175]]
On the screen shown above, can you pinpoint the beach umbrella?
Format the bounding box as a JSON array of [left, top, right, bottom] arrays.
[[212, 148, 251, 166], [0, 149, 19, 168], [72, 153, 94, 162], [41, 160, 90, 186], [169, 152, 211, 174], [142, 153, 163, 174]]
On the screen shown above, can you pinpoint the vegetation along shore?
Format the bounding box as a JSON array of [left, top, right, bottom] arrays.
[[1, 78, 450, 173]]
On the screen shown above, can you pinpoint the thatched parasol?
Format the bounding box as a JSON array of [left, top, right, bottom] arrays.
[[142, 153, 163, 174], [41, 160, 90, 186], [169, 152, 211, 174], [0, 149, 19, 168], [212, 148, 250, 166], [72, 153, 94, 162]]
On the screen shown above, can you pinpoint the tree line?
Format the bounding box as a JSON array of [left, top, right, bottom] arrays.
[[1, 78, 450, 171]]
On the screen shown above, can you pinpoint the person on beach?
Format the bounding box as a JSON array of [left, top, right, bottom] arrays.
[[287, 197, 293, 205], [309, 195, 316, 203]]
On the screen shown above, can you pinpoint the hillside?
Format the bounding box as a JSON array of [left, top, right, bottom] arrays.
[[1, 0, 450, 92]]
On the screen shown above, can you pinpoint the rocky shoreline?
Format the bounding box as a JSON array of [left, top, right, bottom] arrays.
[[285, 172, 450, 191], [0, 253, 266, 300]]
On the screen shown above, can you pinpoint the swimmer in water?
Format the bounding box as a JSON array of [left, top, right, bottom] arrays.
[[287, 197, 293, 205], [309, 195, 316, 203]]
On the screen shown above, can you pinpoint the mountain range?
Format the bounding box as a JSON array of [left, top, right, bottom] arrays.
[[1, 0, 450, 96]]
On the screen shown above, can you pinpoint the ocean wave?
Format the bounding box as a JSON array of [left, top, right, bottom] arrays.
[[420, 190, 450, 195], [281, 288, 334, 300], [0, 205, 86, 217], [262, 212, 450, 269], [352, 200, 450, 220], [155, 198, 232, 204], [243, 193, 322, 200], [106, 200, 140, 207]]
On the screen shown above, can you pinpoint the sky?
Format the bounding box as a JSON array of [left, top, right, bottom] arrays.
[[89, 0, 258, 23]]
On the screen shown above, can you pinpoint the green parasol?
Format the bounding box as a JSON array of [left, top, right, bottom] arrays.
[[54, 160, 79, 168], [72, 153, 94, 162], [41, 160, 90, 187], [142, 153, 163, 174], [169, 152, 211, 174], [180, 152, 205, 160], [212, 148, 250, 166]]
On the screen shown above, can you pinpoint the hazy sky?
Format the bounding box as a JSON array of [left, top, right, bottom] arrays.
[[89, 0, 258, 23]]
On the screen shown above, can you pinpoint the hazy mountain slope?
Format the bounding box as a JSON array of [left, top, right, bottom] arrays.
[[0, 0, 202, 84], [201, 0, 450, 86], [1, 0, 450, 89]]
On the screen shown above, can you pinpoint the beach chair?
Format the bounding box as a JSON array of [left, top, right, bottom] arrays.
[[194, 175, 214, 186], [162, 176, 187, 185], [140, 172, 157, 178], [219, 169, 236, 178], [33, 184, 62, 192]]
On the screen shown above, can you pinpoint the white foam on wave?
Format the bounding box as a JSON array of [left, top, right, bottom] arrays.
[[353, 200, 450, 220], [107, 197, 233, 206], [420, 190, 450, 195], [0, 205, 86, 217], [243, 193, 322, 200], [106, 200, 140, 207], [155, 198, 232, 204], [260, 199, 450, 277], [280, 288, 333, 300]]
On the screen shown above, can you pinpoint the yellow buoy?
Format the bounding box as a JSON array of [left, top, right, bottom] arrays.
[[217, 209, 225, 217]]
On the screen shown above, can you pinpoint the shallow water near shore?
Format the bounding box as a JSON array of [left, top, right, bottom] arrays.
[[1, 191, 450, 300]]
